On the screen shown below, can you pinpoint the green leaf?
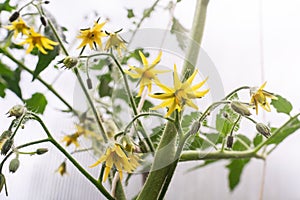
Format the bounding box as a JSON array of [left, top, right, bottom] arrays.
[[271, 95, 293, 115], [24, 93, 48, 114], [150, 125, 165, 149], [1, 66, 22, 99], [170, 17, 189, 50], [134, 97, 154, 112], [32, 26, 60, 80], [267, 117, 300, 145], [226, 158, 250, 191], [0, 83, 6, 98], [90, 58, 111, 70], [0, 0, 15, 13], [233, 134, 251, 151], [185, 133, 221, 150], [121, 48, 149, 65], [98, 74, 113, 97], [216, 104, 239, 136], [186, 160, 218, 173], [127, 9, 135, 18], [253, 134, 263, 147]]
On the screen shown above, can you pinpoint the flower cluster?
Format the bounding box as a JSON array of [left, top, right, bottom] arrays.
[[5, 17, 58, 54]]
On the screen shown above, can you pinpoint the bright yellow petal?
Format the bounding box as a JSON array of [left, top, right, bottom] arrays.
[[149, 93, 174, 100], [185, 99, 199, 110], [186, 69, 198, 85], [165, 101, 177, 117], [139, 51, 148, 67], [151, 98, 174, 110], [192, 77, 208, 90], [258, 81, 267, 91], [103, 166, 111, 182], [173, 64, 181, 89]]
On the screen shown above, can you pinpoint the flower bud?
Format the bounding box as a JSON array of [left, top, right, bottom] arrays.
[[86, 78, 93, 89], [231, 101, 251, 116], [0, 131, 12, 141], [227, 135, 234, 149], [9, 11, 20, 22], [40, 16, 47, 26], [188, 121, 201, 135], [120, 135, 135, 152], [62, 56, 78, 69], [0, 174, 6, 193], [256, 123, 271, 138], [44, 0, 50, 4], [1, 139, 13, 155], [7, 105, 26, 118], [9, 158, 20, 173], [36, 148, 48, 155], [56, 162, 67, 176]]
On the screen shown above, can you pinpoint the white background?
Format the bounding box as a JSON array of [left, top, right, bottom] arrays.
[[1, 0, 300, 199]]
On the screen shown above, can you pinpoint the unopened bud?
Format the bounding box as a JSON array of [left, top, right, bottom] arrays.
[[36, 148, 48, 155], [9, 11, 20, 22], [227, 135, 234, 149], [57, 162, 67, 176], [0, 174, 6, 193], [9, 158, 20, 173], [256, 123, 271, 138], [44, 1, 50, 4], [62, 56, 78, 69], [231, 101, 251, 116], [1, 139, 13, 155], [7, 105, 26, 118], [40, 16, 47, 26], [0, 131, 12, 141], [86, 78, 93, 89], [189, 121, 201, 135]]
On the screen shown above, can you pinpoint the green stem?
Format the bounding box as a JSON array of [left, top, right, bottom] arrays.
[[180, 150, 265, 161], [0, 48, 75, 114], [9, 111, 27, 139], [254, 113, 300, 153], [199, 100, 230, 122], [127, 0, 161, 46], [181, 0, 210, 80], [224, 86, 250, 100], [110, 53, 155, 152], [73, 68, 108, 142], [30, 113, 114, 200], [137, 1, 210, 199], [0, 138, 50, 172]]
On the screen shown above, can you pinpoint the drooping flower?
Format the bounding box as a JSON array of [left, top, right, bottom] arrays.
[[19, 27, 58, 54], [5, 18, 29, 38], [104, 30, 126, 56], [149, 65, 209, 117], [62, 133, 80, 148], [56, 161, 67, 176], [77, 20, 106, 50], [125, 51, 169, 96], [250, 82, 277, 115], [89, 143, 139, 182]]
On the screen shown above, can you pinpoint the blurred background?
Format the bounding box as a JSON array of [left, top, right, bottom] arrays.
[[1, 0, 300, 199]]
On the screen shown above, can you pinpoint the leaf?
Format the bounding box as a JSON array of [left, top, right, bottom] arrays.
[[216, 104, 239, 137], [226, 158, 250, 191], [170, 17, 189, 50], [271, 95, 293, 115], [134, 97, 154, 112], [267, 117, 300, 145], [186, 160, 218, 173], [181, 112, 201, 132], [233, 134, 251, 151], [185, 133, 221, 150], [32, 26, 60, 80], [24, 93, 48, 114], [0, 83, 6, 98], [1, 66, 22, 99], [253, 134, 263, 147], [0, 0, 15, 13], [90, 58, 111, 70], [121, 48, 149, 65], [127, 9, 135, 18], [150, 125, 165, 149], [98, 74, 113, 97]]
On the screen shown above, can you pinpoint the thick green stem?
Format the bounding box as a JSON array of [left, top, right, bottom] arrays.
[[0, 48, 75, 114], [224, 86, 250, 100], [137, 1, 210, 199], [181, 0, 209, 80]]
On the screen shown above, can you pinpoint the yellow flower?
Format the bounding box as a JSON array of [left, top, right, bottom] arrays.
[[149, 65, 209, 117], [19, 27, 58, 54], [5, 18, 29, 38], [56, 161, 67, 176], [104, 31, 126, 56], [89, 143, 139, 182], [125, 51, 169, 96], [75, 124, 96, 137], [250, 82, 277, 115], [62, 133, 80, 148], [77, 20, 106, 50]]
